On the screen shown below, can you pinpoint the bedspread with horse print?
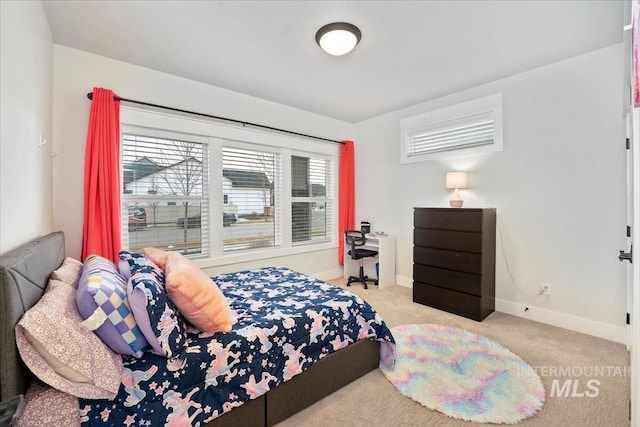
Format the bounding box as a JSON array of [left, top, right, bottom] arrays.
[[79, 267, 396, 426]]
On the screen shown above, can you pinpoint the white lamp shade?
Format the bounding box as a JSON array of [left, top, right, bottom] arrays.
[[316, 23, 361, 56], [445, 172, 468, 189]]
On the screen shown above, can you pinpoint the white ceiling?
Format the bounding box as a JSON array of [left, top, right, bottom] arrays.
[[42, 0, 624, 123]]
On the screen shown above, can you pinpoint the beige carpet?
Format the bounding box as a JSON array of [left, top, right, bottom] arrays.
[[276, 281, 630, 427]]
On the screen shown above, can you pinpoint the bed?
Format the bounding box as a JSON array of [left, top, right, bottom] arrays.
[[0, 232, 395, 426]]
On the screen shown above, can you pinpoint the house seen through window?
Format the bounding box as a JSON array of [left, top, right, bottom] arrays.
[[122, 133, 208, 256], [291, 155, 331, 244], [222, 146, 279, 252]]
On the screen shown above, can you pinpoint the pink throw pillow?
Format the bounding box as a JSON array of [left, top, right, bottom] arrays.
[[164, 251, 234, 333]]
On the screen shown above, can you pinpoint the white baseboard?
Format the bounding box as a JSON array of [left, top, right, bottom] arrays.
[[316, 268, 345, 282], [335, 275, 626, 344], [495, 298, 627, 344]]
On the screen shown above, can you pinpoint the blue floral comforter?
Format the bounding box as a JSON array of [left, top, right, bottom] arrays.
[[79, 267, 395, 426]]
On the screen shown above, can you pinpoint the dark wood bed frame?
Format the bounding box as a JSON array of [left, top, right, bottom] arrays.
[[0, 232, 381, 426]]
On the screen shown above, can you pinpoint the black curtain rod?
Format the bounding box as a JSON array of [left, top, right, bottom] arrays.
[[86, 92, 344, 145]]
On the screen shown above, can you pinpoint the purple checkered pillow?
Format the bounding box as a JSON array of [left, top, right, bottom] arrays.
[[76, 255, 148, 357]]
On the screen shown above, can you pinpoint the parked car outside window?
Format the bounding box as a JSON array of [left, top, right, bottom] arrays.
[[128, 207, 147, 231], [176, 212, 236, 228], [223, 212, 237, 226]]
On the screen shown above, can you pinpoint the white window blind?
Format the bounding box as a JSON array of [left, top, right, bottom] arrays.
[[400, 93, 503, 163], [407, 113, 495, 156], [222, 146, 281, 252], [291, 155, 333, 244], [121, 132, 209, 256]]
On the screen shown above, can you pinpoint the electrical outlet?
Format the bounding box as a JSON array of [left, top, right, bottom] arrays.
[[541, 283, 551, 296]]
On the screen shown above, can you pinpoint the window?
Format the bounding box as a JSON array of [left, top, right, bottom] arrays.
[[122, 131, 208, 256], [400, 93, 503, 163], [291, 155, 332, 244], [120, 108, 338, 264], [222, 146, 281, 252]]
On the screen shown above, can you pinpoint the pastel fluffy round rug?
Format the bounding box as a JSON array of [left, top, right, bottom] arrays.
[[381, 323, 545, 424]]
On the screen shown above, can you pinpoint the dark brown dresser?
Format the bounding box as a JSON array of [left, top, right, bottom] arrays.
[[413, 207, 496, 321]]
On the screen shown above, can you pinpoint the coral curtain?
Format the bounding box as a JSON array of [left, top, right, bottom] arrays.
[[338, 140, 355, 264], [81, 87, 122, 263]]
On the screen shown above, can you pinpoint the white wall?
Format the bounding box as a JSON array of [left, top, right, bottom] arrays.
[[0, 1, 54, 254], [354, 44, 627, 342], [52, 45, 351, 279]]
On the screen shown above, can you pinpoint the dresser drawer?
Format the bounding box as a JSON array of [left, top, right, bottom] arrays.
[[413, 282, 485, 321], [414, 246, 482, 274], [414, 209, 483, 232], [413, 207, 495, 321], [413, 264, 481, 296], [414, 228, 481, 253]]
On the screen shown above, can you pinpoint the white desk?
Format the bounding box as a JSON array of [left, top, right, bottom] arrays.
[[343, 234, 395, 289]]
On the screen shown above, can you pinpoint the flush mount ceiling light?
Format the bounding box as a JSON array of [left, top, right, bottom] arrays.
[[315, 22, 361, 56]]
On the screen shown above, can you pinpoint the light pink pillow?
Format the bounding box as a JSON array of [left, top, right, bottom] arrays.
[[143, 247, 168, 270], [15, 279, 122, 399], [13, 381, 80, 427], [50, 257, 83, 288], [164, 251, 234, 333]]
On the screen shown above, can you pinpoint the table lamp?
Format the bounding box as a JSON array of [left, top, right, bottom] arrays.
[[446, 172, 468, 208]]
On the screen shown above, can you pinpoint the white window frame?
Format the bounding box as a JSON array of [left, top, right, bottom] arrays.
[[119, 105, 339, 268], [400, 93, 503, 163]]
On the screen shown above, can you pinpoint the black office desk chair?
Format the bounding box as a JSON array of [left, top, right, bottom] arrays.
[[345, 230, 378, 289]]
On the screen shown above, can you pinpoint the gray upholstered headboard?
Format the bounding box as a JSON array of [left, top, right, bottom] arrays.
[[0, 231, 65, 401]]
